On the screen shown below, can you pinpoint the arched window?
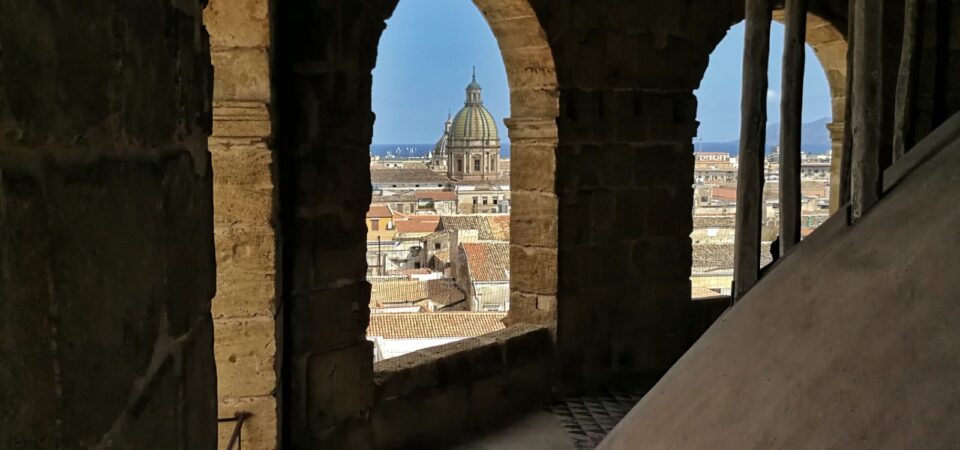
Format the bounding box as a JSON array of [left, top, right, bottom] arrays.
[[690, 17, 846, 300]]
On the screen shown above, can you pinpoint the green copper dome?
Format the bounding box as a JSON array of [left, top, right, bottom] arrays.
[[450, 71, 499, 142]]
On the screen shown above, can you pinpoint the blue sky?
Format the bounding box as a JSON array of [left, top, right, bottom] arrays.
[[372, 0, 833, 144], [697, 22, 833, 142], [373, 0, 509, 145]]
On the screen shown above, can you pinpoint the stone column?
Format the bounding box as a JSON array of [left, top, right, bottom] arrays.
[[205, 0, 280, 448], [505, 118, 559, 328]]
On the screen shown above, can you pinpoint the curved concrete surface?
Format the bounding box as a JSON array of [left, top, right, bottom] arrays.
[[599, 136, 960, 449]]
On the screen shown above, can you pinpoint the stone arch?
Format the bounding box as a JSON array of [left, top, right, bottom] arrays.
[[270, 0, 560, 446], [698, 10, 849, 210], [203, 0, 278, 448], [468, 0, 561, 327], [371, 0, 560, 325], [687, 8, 848, 300]]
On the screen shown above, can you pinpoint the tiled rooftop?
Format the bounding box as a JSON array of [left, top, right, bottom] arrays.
[[367, 312, 507, 339], [415, 190, 458, 201], [432, 249, 451, 264], [439, 215, 510, 241], [395, 218, 440, 234], [371, 167, 451, 185], [692, 243, 773, 272], [367, 204, 393, 218], [370, 279, 465, 309], [693, 215, 736, 229], [461, 242, 510, 282]]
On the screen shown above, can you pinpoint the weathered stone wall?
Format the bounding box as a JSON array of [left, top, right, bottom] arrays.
[[273, 2, 381, 447], [0, 1, 216, 448], [537, 0, 733, 384], [912, 0, 960, 142], [204, 0, 280, 448]]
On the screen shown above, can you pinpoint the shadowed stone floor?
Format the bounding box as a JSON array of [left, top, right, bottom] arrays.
[[453, 384, 651, 450]]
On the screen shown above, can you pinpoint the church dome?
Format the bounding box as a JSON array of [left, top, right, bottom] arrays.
[[450, 105, 499, 142], [449, 71, 499, 142], [432, 114, 452, 156]]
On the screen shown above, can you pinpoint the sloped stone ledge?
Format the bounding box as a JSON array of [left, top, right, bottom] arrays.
[[369, 324, 554, 448]]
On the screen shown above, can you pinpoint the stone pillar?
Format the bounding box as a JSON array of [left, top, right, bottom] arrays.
[[204, 0, 280, 448], [505, 118, 559, 328], [548, 10, 702, 382], [0, 2, 216, 448], [273, 1, 381, 447]]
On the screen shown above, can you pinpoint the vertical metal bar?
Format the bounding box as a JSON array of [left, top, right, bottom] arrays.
[[734, 0, 773, 299], [850, 0, 884, 221], [779, 0, 808, 253]]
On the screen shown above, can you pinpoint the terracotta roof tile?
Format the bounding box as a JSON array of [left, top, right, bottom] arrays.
[[395, 219, 440, 234], [693, 243, 773, 272], [367, 312, 506, 339], [367, 204, 393, 218], [439, 215, 509, 241], [371, 167, 451, 185], [433, 249, 451, 264], [711, 187, 738, 202], [369, 279, 465, 309], [461, 242, 510, 282], [415, 190, 458, 201]]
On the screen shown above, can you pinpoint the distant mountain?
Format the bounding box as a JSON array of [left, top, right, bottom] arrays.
[[766, 117, 832, 153], [697, 117, 833, 155]]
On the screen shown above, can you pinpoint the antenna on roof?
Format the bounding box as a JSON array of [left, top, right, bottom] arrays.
[[472, 66, 477, 81]]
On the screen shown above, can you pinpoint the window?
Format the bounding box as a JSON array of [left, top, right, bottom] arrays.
[[371, 219, 380, 231], [363, 0, 546, 365], [689, 19, 837, 300], [415, 262, 422, 269]]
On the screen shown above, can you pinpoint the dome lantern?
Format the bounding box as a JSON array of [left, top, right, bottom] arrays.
[[466, 66, 483, 105]]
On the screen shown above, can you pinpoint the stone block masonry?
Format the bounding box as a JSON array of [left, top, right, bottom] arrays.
[[369, 325, 554, 449], [205, 0, 280, 447], [0, 0, 216, 447]]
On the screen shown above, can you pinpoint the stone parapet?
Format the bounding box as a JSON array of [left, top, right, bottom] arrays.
[[369, 324, 554, 449]]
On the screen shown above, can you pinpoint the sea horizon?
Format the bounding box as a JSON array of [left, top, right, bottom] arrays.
[[371, 142, 513, 159]]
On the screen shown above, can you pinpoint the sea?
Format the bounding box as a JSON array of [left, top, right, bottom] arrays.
[[371, 143, 512, 159]]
